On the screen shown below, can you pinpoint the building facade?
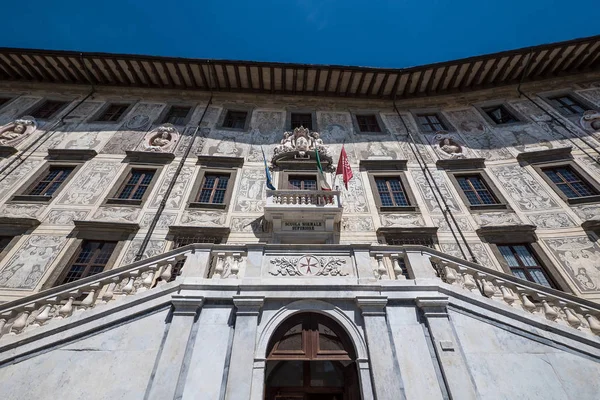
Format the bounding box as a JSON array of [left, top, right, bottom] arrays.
[[0, 36, 600, 399]]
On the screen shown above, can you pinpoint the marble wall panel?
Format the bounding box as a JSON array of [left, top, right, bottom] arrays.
[[432, 215, 473, 232], [230, 216, 267, 233], [100, 103, 165, 154], [197, 106, 221, 128], [572, 204, 600, 221], [577, 88, 600, 106], [526, 212, 577, 229], [542, 236, 600, 292], [0, 235, 67, 289], [37, 125, 109, 152], [0, 159, 41, 200], [120, 239, 167, 266], [473, 212, 523, 227], [56, 160, 121, 205], [380, 113, 409, 136], [44, 209, 90, 225], [140, 212, 177, 229], [148, 165, 194, 209], [410, 169, 461, 213], [180, 210, 227, 226], [0, 204, 45, 219], [340, 170, 369, 213], [251, 110, 285, 135], [439, 242, 494, 268], [64, 101, 105, 122], [174, 126, 208, 156], [205, 133, 244, 157], [0, 97, 41, 125], [489, 165, 561, 211], [234, 168, 266, 213], [379, 213, 425, 227], [358, 136, 402, 159], [92, 206, 140, 223], [341, 216, 374, 232]]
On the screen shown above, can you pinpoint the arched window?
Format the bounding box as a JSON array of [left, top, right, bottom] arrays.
[[265, 313, 360, 400]]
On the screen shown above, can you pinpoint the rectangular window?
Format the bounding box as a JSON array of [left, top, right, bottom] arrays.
[[291, 113, 313, 130], [456, 175, 500, 205], [288, 175, 317, 190], [196, 173, 230, 204], [117, 169, 156, 200], [31, 100, 67, 119], [0, 236, 12, 253], [162, 106, 191, 125], [96, 104, 130, 122], [0, 98, 11, 108], [385, 236, 434, 248], [375, 177, 409, 207], [356, 115, 381, 132], [497, 244, 555, 288], [417, 113, 446, 132], [549, 95, 586, 115], [483, 105, 519, 124], [27, 166, 75, 196], [222, 110, 248, 129], [61, 240, 117, 284], [542, 166, 598, 199]]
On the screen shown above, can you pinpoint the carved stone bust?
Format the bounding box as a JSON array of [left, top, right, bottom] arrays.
[[0, 117, 36, 147], [141, 124, 179, 152], [434, 131, 465, 159]]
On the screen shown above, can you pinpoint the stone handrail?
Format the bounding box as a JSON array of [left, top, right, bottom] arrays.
[[266, 189, 341, 206], [419, 248, 600, 337], [0, 245, 193, 338], [1, 243, 599, 340]]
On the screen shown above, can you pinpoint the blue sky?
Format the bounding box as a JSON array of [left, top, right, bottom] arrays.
[[2, 0, 599, 68]]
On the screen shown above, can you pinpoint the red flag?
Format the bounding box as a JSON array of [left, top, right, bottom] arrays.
[[335, 145, 353, 190]]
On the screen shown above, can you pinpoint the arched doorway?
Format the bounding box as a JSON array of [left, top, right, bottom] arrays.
[[265, 313, 361, 400]]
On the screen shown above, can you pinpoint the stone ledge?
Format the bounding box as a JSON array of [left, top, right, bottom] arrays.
[[435, 158, 486, 170], [516, 146, 572, 164], [359, 159, 407, 171], [125, 150, 175, 164], [0, 145, 17, 158], [476, 224, 537, 243], [196, 155, 244, 168], [47, 148, 97, 161]]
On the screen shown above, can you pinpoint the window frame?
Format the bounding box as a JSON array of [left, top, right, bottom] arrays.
[[57, 240, 119, 285], [278, 171, 326, 192], [477, 225, 571, 293], [0, 96, 14, 111], [26, 99, 70, 120], [350, 111, 386, 134], [287, 110, 317, 131], [91, 102, 135, 123], [187, 156, 243, 211], [531, 160, 600, 205], [474, 102, 525, 127], [538, 91, 596, 117], [10, 161, 83, 203], [367, 171, 418, 212], [158, 104, 194, 126], [447, 170, 509, 211], [105, 164, 163, 206], [217, 105, 253, 132], [496, 243, 558, 289], [411, 110, 454, 133]]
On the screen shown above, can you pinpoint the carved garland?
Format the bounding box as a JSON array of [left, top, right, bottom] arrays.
[[270, 255, 348, 276]]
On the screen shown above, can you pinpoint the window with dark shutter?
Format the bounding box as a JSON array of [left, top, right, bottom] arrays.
[[60, 240, 117, 284]]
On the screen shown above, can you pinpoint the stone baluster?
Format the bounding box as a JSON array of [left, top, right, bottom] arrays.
[[477, 273, 496, 298], [122, 276, 135, 294], [495, 280, 516, 306], [229, 253, 241, 278], [80, 289, 97, 310], [102, 282, 116, 302], [141, 270, 155, 289], [374, 254, 387, 280], [441, 262, 458, 284], [160, 262, 173, 282], [515, 288, 538, 313], [390, 253, 406, 280], [459, 268, 478, 293], [538, 296, 559, 321], [213, 253, 226, 278], [582, 311, 600, 335], [10, 310, 30, 334], [557, 301, 582, 329], [0, 315, 9, 336], [58, 297, 75, 318], [34, 304, 52, 325]]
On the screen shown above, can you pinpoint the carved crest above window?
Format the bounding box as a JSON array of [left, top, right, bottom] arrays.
[[272, 126, 333, 170], [141, 124, 180, 153]]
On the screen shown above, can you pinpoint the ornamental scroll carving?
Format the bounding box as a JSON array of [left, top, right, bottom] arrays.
[[269, 255, 348, 277], [580, 110, 600, 132], [272, 126, 333, 167], [0, 117, 36, 147], [141, 124, 180, 152]]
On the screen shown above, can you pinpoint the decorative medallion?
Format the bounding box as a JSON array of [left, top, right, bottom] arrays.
[[0, 116, 36, 147], [141, 124, 180, 152], [269, 255, 348, 276], [435, 131, 465, 159]]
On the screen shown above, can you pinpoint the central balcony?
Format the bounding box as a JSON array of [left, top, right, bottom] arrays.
[[264, 190, 343, 243]]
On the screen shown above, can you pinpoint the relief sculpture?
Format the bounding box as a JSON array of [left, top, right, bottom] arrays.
[[234, 168, 266, 213], [0, 117, 36, 147], [542, 237, 600, 292]]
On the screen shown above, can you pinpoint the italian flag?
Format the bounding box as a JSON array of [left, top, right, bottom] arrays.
[[315, 149, 331, 190]]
